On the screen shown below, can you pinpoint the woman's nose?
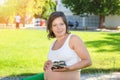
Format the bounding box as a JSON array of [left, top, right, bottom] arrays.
[[56, 25, 61, 29]]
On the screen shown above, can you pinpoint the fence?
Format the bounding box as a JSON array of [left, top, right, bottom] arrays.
[[66, 15, 99, 30]]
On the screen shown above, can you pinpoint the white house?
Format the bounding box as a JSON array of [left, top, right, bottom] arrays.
[[56, 0, 73, 15], [105, 15, 120, 29]]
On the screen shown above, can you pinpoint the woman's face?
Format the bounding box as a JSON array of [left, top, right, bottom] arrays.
[[52, 17, 66, 37]]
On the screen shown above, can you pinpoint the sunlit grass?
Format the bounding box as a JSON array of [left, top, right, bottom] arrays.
[[0, 29, 120, 77]]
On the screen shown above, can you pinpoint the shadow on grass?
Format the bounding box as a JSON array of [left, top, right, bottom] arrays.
[[2, 68, 120, 77], [86, 33, 120, 53], [81, 68, 120, 74], [0, 73, 39, 80], [0, 68, 120, 80]]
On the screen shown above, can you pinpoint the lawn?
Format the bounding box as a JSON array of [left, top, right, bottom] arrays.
[[0, 29, 120, 77]]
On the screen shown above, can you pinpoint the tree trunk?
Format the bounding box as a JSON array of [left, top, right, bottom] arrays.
[[21, 16, 25, 27], [99, 15, 105, 28]]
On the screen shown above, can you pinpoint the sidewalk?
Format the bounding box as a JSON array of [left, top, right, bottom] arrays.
[[0, 72, 120, 80], [81, 72, 120, 80], [96, 28, 120, 32]]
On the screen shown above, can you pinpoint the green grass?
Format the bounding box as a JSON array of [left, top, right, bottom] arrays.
[[0, 29, 120, 77]]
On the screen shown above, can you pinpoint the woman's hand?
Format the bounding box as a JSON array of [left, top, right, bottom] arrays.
[[43, 60, 52, 71]]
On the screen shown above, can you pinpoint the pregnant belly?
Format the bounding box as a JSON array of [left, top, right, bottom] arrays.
[[44, 65, 80, 80]]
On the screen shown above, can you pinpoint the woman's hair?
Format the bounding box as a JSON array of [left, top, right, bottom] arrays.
[[47, 11, 70, 39]]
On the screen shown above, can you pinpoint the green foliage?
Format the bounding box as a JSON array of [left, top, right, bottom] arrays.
[[41, 0, 56, 19], [33, 0, 56, 19], [33, 0, 45, 17], [62, 0, 120, 16], [0, 0, 16, 23]]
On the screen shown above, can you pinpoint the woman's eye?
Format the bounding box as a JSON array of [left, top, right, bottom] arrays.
[[60, 23, 64, 26], [53, 24, 57, 27], [52, 23, 64, 27]]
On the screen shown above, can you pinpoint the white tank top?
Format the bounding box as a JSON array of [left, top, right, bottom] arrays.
[[48, 34, 81, 66]]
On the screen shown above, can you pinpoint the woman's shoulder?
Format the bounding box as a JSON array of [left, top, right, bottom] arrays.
[[70, 34, 84, 44], [70, 34, 81, 40], [69, 34, 84, 50]]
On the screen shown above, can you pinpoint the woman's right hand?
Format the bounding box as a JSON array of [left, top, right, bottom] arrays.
[[43, 60, 52, 71]]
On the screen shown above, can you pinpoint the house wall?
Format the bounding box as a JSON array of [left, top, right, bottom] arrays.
[[105, 15, 120, 28], [56, 0, 73, 15]]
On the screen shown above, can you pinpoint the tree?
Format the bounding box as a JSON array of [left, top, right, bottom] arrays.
[[0, 0, 16, 25], [62, 0, 120, 28], [0, 0, 56, 25], [33, 0, 56, 19], [41, 0, 56, 20]]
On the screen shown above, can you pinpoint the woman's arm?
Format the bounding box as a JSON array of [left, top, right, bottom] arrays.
[[68, 34, 92, 71]]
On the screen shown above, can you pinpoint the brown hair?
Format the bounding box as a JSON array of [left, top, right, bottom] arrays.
[[47, 11, 70, 39]]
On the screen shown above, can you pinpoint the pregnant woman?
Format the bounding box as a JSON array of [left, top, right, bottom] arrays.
[[44, 11, 92, 80]]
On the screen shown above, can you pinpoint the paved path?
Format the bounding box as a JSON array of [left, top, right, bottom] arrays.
[[0, 72, 120, 80], [81, 72, 120, 80]]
